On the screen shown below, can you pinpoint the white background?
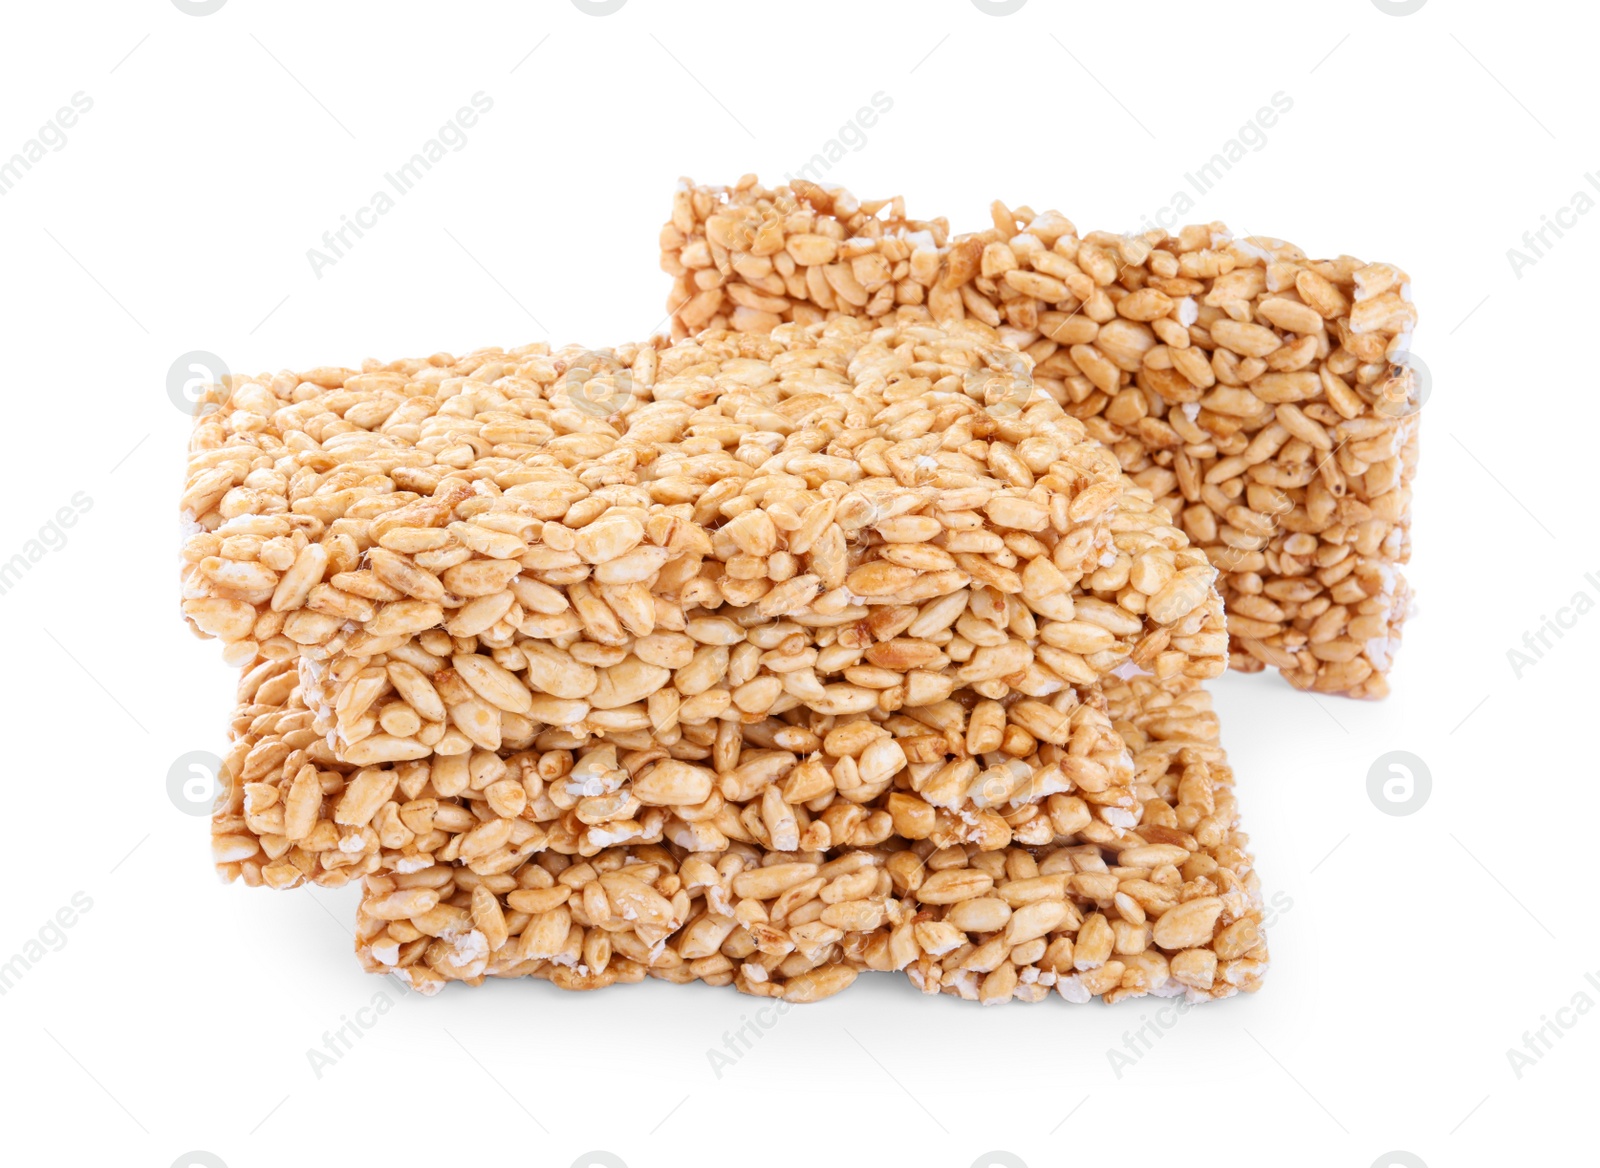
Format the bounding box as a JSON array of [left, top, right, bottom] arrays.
[[0, 1, 1592, 1166]]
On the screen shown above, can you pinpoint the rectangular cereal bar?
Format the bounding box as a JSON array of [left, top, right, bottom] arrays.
[[352, 675, 1267, 1005], [216, 654, 1172, 886], [191, 321, 1250, 885], [661, 177, 1420, 697], [181, 322, 1228, 744]]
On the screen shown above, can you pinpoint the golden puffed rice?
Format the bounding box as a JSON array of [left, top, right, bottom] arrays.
[[180, 318, 1229, 775], [662, 176, 1420, 698], [352, 676, 1266, 1005], [215, 657, 1146, 886]]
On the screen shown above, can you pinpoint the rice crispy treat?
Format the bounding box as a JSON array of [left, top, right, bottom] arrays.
[[179, 228, 1271, 1011], [661, 177, 1421, 698], [215, 654, 1157, 886], [352, 675, 1267, 1005], [180, 318, 1229, 775]]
